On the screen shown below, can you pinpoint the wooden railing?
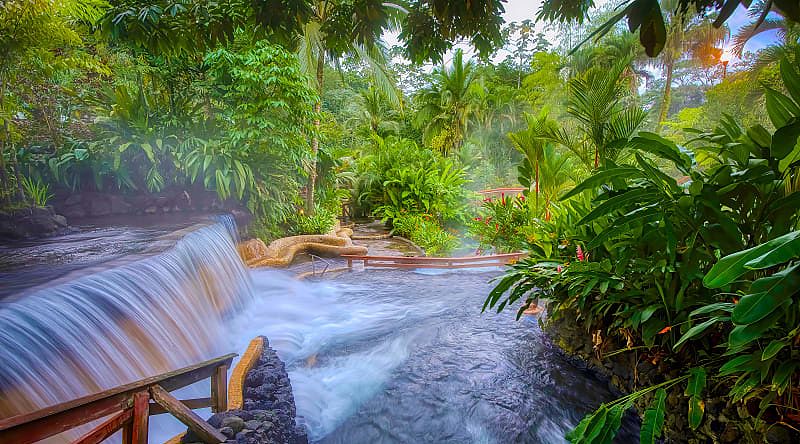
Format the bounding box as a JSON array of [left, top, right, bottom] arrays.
[[0, 353, 236, 444], [342, 252, 525, 269]]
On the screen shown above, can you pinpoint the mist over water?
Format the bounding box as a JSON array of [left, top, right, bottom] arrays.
[[1, 219, 636, 443]]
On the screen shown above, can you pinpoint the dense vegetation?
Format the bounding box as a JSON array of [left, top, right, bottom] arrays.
[[2, 0, 799, 442]]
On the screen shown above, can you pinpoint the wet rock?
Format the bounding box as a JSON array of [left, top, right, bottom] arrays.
[[0, 206, 71, 240], [222, 416, 245, 433], [186, 336, 308, 444], [220, 427, 236, 439], [86, 193, 112, 216]]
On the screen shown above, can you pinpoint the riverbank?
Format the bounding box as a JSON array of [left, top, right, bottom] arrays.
[[545, 309, 799, 443]]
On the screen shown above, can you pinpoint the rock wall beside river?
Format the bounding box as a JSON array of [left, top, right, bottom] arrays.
[[180, 337, 308, 444], [545, 309, 798, 444]]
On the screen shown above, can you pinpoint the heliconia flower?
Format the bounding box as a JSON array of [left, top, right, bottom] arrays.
[[501, 193, 506, 205], [576, 245, 585, 262], [658, 326, 672, 334]]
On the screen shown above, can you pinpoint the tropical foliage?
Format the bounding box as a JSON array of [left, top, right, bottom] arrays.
[[486, 54, 800, 442]]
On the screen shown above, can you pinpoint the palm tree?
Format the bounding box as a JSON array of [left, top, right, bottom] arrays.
[[510, 124, 576, 220], [297, 0, 401, 213], [346, 85, 402, 135], [732, 1, 799, 55], [414, 49, 482, 155], [654, 0, 727, 126], [731, 2, 800, 68], [523, 60, 648, 171]]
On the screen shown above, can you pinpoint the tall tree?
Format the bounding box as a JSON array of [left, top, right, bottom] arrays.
[[653, 1, 726, 126], [296, 0, 400, 213], [415, 49, 482, 155], [0, 0, 106, 203]]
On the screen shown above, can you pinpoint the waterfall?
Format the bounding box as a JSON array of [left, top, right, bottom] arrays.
[[0, 216, 253, 420]]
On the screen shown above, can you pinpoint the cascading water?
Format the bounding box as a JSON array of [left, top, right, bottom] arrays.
[[2, 217, 638, 443], [0, 216, 252, 422]]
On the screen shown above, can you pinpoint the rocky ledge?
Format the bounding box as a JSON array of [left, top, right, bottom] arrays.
[[0, 206, 71, 240], [180, 338, 308, 444]]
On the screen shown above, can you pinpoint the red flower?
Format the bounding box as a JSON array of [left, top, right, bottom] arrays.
[[576, 245, 585, 262], [557, 265, 563, 273], [475, 217, 482, 221], [495, 223, 499, 231], [658, 326, 672, 334], [501, 193, 506, 205]]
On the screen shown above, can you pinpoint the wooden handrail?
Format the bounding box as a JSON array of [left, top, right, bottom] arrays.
[[0, 353, 236, 444], [342, 253, 525, 269], [342, 253, 523, 262]]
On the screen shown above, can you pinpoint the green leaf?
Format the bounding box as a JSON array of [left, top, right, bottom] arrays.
[[685, 367, 707, 398], [780, 56, 800, 104], [567, 404, 609, 443], [673, 316, 727, 350], [765, 87, 800, 128], [577, 188, 659, 225], [639, 388, 666, 444], [732, 263, 800, 325], [703, 231, 800, 288], [630, 132, 692, 171], [689, 302, 734, 318], [772, 361, 799, 395], [719, 355, 753, 377], [771, 118, 800, 160], [560, 167, 645, 201], [744, 231, 800, 270], [688, 396, 704, 430], [587, 205, 661, 249], [761, 340, 787, 361], [140, 143, 156, 163]]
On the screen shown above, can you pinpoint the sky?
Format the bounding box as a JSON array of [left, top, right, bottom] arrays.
[[385, 0, 784, 67]]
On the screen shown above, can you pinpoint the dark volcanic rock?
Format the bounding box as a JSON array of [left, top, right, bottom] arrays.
[[181, 337, 308, 444], [0, 206, 71, 240]]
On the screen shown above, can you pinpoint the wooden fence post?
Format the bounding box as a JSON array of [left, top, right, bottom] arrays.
[[131, 391, 149, 444], [211, 364, 228, 413]]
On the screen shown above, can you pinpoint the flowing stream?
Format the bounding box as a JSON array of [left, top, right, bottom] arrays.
[[0, 218, 637, 443]]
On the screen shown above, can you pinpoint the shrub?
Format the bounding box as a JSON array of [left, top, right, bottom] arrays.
[[356, 136, 468, 226], [291, 206, 337, 235], [391, 213, 458, 256], [468, 193, 530, 252], [21, 177, 54, 207]]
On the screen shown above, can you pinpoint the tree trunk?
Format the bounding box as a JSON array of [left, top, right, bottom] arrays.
[[0, 76, 11, 204], [305, 51, 325, 215], [534, 161, 539, 211], [658, 60, 674, 129]]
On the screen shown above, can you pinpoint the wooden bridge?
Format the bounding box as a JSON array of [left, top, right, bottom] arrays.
[[342, 252, 525, 269], [0, 354, 235, 444]]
